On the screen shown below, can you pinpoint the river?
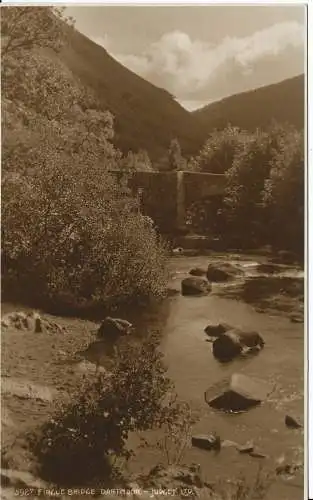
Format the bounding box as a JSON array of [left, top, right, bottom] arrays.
[[127, 254, 304, 500]]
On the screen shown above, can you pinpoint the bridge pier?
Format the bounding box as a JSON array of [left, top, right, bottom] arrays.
[[176, 171, 186, 232], [113, 169, 226, 234]]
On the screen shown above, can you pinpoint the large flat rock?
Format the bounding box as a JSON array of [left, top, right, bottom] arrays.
[[205, 373, 273, 412]]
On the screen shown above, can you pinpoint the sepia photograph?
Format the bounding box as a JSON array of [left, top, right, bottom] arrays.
[[1, 3, 307, 500]]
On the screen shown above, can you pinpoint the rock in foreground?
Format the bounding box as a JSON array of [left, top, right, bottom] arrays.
[[181, 277, 212, 296], [212, 329, 264, 362], [205, 373, 273, 412], [206, 262, 243, 282], [192, 434, 221, 451], [189, 267, 207, 277], [285, 415, 302, 429], [256, 263, 283, 274], [204, 322, 231, 338], [1, 311, 65, 334]]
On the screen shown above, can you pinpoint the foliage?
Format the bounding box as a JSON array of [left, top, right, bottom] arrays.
[[29, 334, 173, 486], [121, 149, 154, 172], [3, 55, 82, 124], [167, 138, 187, 171], [2, 100, 119, 178], [1, 8, 168, 311], [1, 6, 74, 61], [185, 196, 225, 236], [2, 156, 168, 310], [184, 122, 304, 258], [2, 52, 125, 309], [222, 124, 300, 248], [262, 128, 304, 255], [154, 394, 198, 466], [1, 12, 119, 171], [192, 125, 249, 174]]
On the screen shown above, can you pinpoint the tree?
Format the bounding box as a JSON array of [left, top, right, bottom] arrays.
[[218, 122, 302, 249], [263, 128, 304, 256], [168, 138, 186, 171], [192, 125, 248, 174], [121, 149, 154, 172], [223, 125, 289, 247], [1, 6, 74, 61], [1, 10, 120, 175]]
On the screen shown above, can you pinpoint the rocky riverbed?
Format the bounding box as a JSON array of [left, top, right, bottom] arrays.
[[1, 252, 304, 499]]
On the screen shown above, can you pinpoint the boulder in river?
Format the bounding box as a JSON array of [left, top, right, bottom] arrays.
[[206, 262, 243, 282], [276, 461, 303, 477], [212, 328, 264, 362], [181, 277, 212, 296], [256, 263, 282, 274], [250, 449, 268, 459], [97, 316, 133, 340], [205, 373, 273, 412], [204, 322, 231, 338], [189, 267, 207, 277], [285, 415, 302, 429], [237, 441, 254, 454], [191, 434, 221, 451], [290, 315, 303, 324]]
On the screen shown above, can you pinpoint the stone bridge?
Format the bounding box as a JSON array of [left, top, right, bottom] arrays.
[[123, 170, 226, 235]]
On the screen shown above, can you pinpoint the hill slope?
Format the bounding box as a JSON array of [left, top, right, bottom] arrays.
[[59, 28, 207, 160], [193, 75, 305, 132]]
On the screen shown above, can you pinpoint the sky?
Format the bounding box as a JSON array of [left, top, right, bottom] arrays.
[[66, 5, 306, 111]]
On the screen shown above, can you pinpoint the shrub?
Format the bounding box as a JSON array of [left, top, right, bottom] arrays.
[[29, 334, 173, 486], [2, 158, 168, 311], [154, 394, 198, 466]]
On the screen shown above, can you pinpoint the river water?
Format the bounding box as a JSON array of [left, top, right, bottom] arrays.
[[127, 254, 304, 499]]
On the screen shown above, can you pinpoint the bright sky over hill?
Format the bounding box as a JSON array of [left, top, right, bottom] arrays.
[[66, 5, 305, 111]]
